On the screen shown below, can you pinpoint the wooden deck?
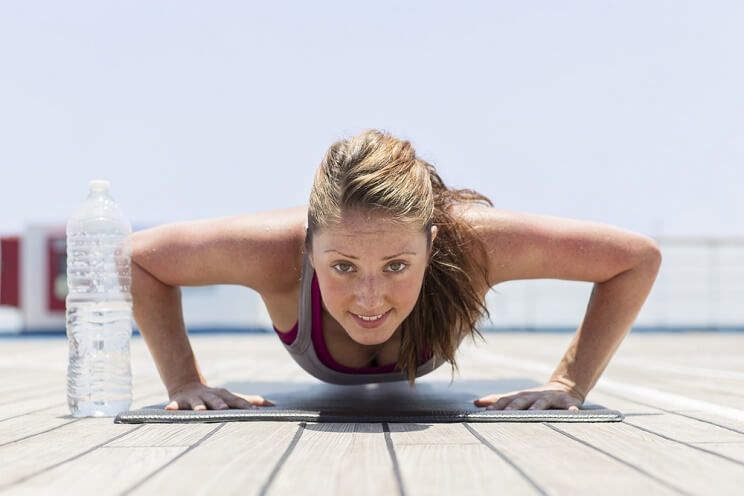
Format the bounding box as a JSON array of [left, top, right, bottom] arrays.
[[2, 331, 744, 495]]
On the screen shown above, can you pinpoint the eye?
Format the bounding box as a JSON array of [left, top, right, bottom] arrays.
[[332, 262, 354, 273], [387, 261, 408, 273]]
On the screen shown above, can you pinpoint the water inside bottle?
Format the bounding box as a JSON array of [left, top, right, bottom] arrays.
[[67, 300, 133, 417]]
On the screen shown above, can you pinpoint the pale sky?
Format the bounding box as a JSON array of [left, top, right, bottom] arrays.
[[1, 1, 742, 238]]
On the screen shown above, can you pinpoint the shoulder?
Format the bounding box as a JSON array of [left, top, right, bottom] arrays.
[[132, 205, 308, 296], [443, 202, 496, 297], [233, 205, 308, 294]]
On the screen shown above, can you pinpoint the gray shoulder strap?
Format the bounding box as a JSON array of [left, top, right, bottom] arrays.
[[286, 249, 314, 354]]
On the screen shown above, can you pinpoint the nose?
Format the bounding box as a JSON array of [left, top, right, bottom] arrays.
[[354, 274, 385, 311]]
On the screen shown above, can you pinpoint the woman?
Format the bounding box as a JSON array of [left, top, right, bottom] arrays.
[[131, 129, 662, 412]]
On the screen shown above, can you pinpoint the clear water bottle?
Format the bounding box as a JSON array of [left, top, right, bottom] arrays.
[[66, 179, 133, 417]]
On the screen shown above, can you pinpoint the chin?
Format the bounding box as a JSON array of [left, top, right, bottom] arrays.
[[345, 324, 396, 346], [347, 331, 389, 346]]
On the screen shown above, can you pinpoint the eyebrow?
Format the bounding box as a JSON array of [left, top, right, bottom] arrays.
[[324, 249, 417, 261]]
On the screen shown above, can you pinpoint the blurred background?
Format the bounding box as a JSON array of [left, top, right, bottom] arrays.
[[1, 1, 742, 334]]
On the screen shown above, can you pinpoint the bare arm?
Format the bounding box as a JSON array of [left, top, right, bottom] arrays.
[[131, 260, 206, 396], [548, 254, 661, 401], [464, 206, 662, 408], [130, 206, 305, 396]]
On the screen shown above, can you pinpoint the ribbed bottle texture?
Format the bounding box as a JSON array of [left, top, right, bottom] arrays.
[[66, 179, 133, 417]]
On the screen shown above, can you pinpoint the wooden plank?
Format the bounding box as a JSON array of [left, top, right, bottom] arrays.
[[121, 347, 316, 494], [598, 363, 744, 410], [264, 423, 402, 496], [0, 359, 247, 448], [388, 425, 538, 494], [6, 331, 741, 496], [459, 346, 744, 468], [0, 335, 276, 421], [127, 422, 302, 494], [474, 332, 744, 375], [0, 419, 142, 489], [460, 339, 744, 421], [468, 422, 680, 494], [0, 373, 64, 396], [0, 375, 166, 422], [0, 415, 78, 447], [106, 423, 219, 447], [549, 421, 744, 494], [586, 388, 744, 436], [5, 446, 187, 495], [3, 344, 295, 494], [0, 384, 65, 407]]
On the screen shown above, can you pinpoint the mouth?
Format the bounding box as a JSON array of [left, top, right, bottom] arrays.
[[350, 309, 391, 329]]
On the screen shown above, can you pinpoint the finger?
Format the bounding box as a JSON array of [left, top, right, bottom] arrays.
[[503, 397, 532, 410], [241, 394, 275, 407], [528, 398, 551, 410], [568, 405, 580, 412], [202, 393, 229, 410], [188, 398, 207, 411], [474, 392, 519, 406], [212, 389, 252, 409], [473, 395, 499, 406], [165, 399, 192, 410], [220, 393, 256, 410], [486, 396, 517, 410]]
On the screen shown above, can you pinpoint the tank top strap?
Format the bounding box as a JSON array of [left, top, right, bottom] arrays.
[[285, 249, 314, 354]]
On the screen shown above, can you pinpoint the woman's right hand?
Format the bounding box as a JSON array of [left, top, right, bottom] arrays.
[[165, 382, 275, 411]]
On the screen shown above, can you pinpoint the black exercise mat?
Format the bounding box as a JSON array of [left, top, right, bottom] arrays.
[[115, 378, 623, 424]]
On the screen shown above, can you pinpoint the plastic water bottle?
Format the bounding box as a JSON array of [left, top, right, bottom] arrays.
[[66, 179, 133, 417]]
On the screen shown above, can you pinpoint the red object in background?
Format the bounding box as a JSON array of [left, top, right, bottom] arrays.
[[47, 235, 66, 312], [1, 237, 21, 307]]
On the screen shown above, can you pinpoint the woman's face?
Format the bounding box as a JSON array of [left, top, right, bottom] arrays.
[[309, 210, 438, 347]]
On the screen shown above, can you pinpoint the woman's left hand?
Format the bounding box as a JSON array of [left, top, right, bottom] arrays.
[[473, 381, 584, 411]]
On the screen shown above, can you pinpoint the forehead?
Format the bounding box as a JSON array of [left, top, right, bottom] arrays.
[[314, 210, 425, 245]]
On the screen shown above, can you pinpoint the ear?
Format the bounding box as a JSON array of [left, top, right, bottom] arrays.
[[430, 225, 438, 244]]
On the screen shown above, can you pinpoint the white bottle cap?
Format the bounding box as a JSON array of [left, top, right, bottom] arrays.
[[89, 179, 111, 192]]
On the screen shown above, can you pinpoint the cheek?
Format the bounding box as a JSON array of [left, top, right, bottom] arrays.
[[320, 279, 349, 311], [395, 277, 424, 304]]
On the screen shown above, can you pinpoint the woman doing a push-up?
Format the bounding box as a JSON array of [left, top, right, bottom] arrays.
[[131, 129, 662, 412]]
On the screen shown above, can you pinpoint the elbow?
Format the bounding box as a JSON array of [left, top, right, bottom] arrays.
[[635, 236, 662, 270], [130, 231, 147, 265]]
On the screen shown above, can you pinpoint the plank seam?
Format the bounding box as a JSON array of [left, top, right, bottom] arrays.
[[0, 389, 69, 406], [0, 424, 146, 492], [467, 347, 744, 422], [0, 419, 80, 448], [382, 422, 407, 496], [257, 422, 307, 496], [462, 423, 549, 496], [0, 403, 67, 422], [621, 420, 744, 468], [119, 423, 225, 496], [593, 389, 744, 437], [542, 423, 693, 496]]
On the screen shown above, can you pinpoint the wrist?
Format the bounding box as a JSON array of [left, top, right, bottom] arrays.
[[167, 377, 205, 397], [548, 377, 586, 403]]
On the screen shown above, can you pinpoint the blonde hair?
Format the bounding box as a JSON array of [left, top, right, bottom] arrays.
[[307, 129, 493, 385]]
